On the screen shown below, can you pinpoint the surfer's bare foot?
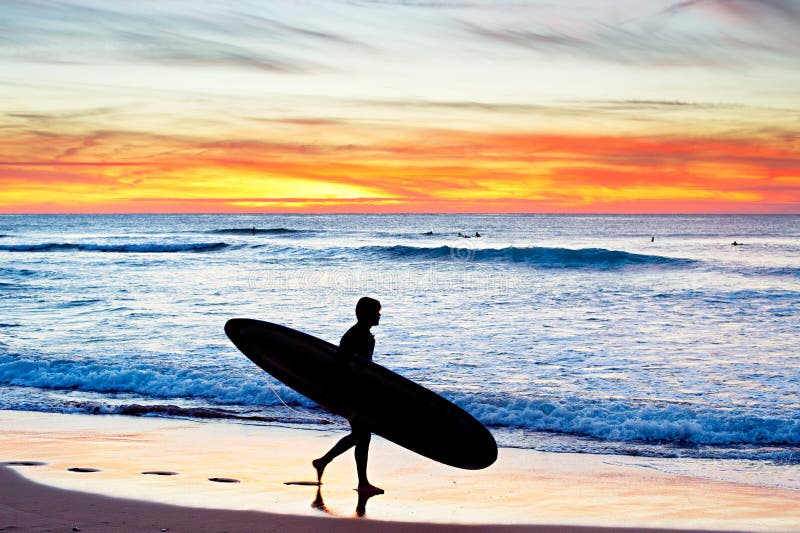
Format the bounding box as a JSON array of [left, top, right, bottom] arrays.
[[312, 458, 326, 482], [356, 483, 384, 494]]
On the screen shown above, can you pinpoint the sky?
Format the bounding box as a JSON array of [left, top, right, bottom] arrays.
[[1, 0, 799, 214]]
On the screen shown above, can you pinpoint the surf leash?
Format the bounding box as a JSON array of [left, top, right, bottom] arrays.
[[258, 373, 346, 427]]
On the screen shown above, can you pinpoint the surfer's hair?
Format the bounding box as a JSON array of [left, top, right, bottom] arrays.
[[355, 296, 381, 320]]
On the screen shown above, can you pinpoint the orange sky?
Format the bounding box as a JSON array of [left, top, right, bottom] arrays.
[[1, 126, 798, 214], [1, 0, 799, 213]]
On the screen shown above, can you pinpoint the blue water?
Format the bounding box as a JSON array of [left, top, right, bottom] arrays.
[[1, 214, 798, 488]]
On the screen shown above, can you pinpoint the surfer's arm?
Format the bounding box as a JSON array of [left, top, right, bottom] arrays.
[[334, 347, 352, 363], [337, 325, 374, 362], [351, 352, 371, 363], [335, 347, 370, 363]]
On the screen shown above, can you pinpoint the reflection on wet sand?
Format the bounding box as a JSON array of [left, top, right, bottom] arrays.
[[311, 486, 382, 518]]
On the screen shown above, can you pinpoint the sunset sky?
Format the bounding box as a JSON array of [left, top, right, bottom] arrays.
[[1, 0, 799, 213]]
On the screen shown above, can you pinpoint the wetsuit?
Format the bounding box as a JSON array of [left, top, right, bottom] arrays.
[[337, 323, 375, 362]]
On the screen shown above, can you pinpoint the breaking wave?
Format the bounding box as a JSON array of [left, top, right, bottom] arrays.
[[454, 393, 800, 449], [0, 242, 231, 253], [360, 245, 695, 269], [2, 354, 797, 458], [209, 227, 312, 235]]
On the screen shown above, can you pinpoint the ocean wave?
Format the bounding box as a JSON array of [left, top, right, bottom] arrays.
[[64, 401, 333, 425], [0, 242, 230, 253], [0, 354, 314, 408], [209, 227, 312, 235], [0, 267, 40, 277], [359, 245, 695, 269], [57, 298, 105, 308], [746, 266, 800, 278], [2, 354, 796, 450], [454, 394, 800, 447]]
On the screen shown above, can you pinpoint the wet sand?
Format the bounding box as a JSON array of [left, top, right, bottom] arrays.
[[2, 410, 798, 532], [0, 466, 552, 532]]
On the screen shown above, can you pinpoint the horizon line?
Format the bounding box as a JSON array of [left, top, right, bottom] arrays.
[[1, 211, 798, 216]]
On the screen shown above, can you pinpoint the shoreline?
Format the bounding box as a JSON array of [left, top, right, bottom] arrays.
[[2, 410, 799, 532]]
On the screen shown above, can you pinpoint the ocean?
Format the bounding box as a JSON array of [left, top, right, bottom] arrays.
[[1, 214, 798, 488]]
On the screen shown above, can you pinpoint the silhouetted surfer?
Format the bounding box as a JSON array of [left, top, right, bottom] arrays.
[[313, 297, 384, 494]]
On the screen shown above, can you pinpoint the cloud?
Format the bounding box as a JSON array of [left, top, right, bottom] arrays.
[[663, 0, 800, 26], [110, 29, 302, 73], [129, 196, 408, 204], [351, 0, 522, 7], [0, 1, 366, 72], [563, 99, 730, 109], [468, 23, 780, 67], [354, 98, 552, 113], [350, 96, 776, 123], [0, 161, 148, 167], [464, 0, 800, 67], [4, 0, 799, 75], [245, 117, 350, 127], [5, 107, 122, 125]]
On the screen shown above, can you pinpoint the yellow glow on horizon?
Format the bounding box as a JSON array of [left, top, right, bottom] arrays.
[[228, 198, 406, 208], [570, 185, 762, 204], [147, 168, 387, 200], [0, 126, 797, 213]]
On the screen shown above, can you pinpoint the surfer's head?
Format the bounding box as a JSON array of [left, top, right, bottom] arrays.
[[355, 296, 381, 326]]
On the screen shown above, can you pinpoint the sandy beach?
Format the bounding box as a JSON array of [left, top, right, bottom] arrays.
[[2, 410, 798, 532]]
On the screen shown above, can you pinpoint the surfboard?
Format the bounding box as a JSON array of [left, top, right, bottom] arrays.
[[224, 318, 497, 470]]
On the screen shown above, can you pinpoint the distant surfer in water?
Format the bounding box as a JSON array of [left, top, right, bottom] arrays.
[[312, 297, 384, 494]]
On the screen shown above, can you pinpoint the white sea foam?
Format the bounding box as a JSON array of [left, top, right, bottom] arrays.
[[453, 394, 800, 447], [0, 355, 314, 408]]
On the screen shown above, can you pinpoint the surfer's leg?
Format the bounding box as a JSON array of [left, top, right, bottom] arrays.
[[353, 427, 383, 494], [313, 431, 358, 481], [353, 429, 371, 483]]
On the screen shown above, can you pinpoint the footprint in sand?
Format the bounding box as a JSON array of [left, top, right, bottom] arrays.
[[4, 461, 47, 466], [67, 467, 101, 473], [208, 477, 240, 483], [141, 471, 179, 476]]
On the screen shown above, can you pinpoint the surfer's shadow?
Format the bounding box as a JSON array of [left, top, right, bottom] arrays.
[[310, 486, 382, 518]]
